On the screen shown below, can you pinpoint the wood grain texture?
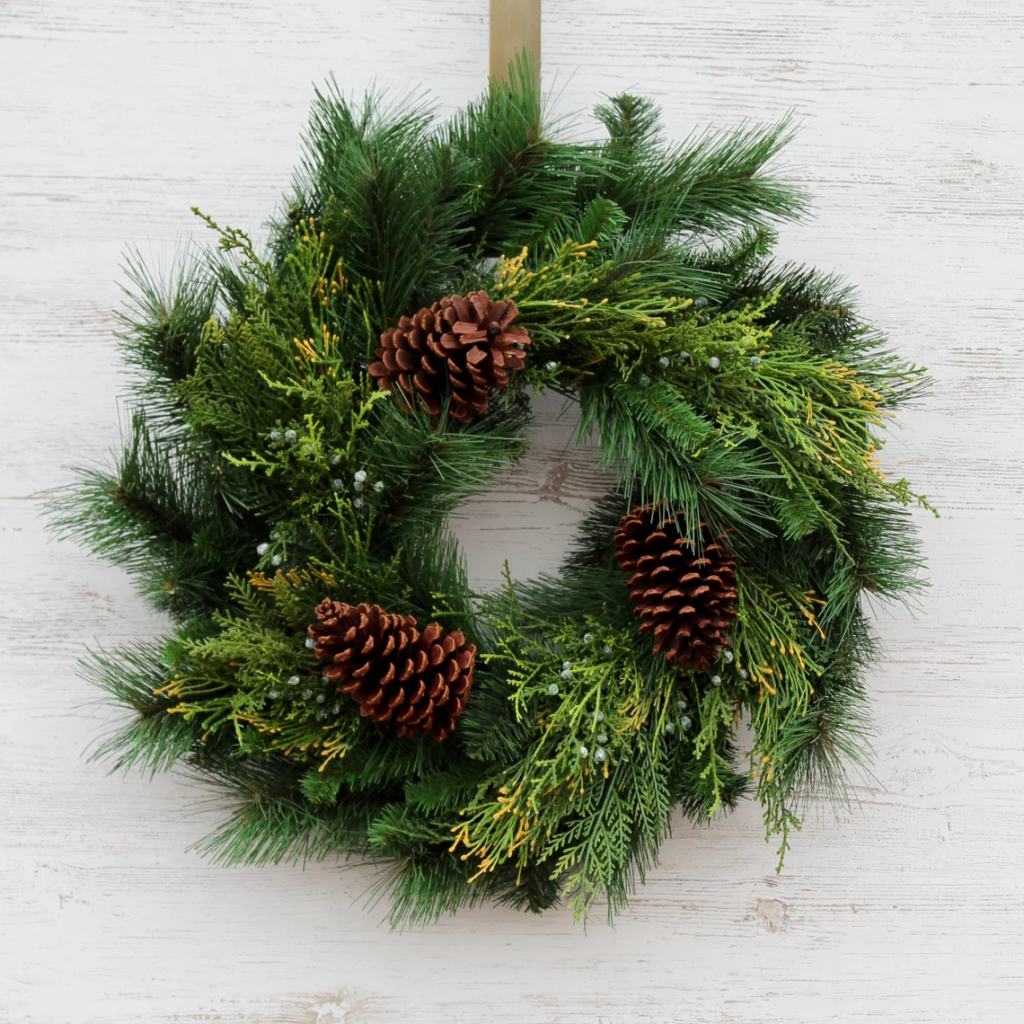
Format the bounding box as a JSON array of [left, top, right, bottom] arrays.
[[2, 0, 1023, 1020]]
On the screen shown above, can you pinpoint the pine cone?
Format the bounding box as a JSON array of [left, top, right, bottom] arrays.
[[308, 600, 476, 741], [367, 290, 530, 423], [614, 506, 738, 670]]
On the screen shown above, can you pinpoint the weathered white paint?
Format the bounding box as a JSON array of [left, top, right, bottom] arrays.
[[2, 1, 1023, 1021]]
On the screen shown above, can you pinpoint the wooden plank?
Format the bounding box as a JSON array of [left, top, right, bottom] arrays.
[[490, 0, 541, 81]]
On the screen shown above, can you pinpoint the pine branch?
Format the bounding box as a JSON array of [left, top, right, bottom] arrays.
[[82, 643, 199, 775], [117, 245, 217, 394]]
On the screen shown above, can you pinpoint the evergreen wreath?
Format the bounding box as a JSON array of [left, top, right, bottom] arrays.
[[52, 64, 934, 925]]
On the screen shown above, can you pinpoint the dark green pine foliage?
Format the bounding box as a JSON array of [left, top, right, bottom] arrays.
[[50, 58, 931, 926]]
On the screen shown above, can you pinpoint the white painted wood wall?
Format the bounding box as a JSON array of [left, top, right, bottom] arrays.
[[2, 1, 1022, 1020]]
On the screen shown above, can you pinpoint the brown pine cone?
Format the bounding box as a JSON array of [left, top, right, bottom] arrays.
[[367, 290, 530, 423], [308, 600, 476, 741], [614, 505, 738, 670]]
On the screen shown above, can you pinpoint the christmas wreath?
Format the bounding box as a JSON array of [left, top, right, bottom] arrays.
[[53, 66, 933, 924]]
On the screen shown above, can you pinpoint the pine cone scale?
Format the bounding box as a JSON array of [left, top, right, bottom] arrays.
[[396, 349, 420, 371]]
